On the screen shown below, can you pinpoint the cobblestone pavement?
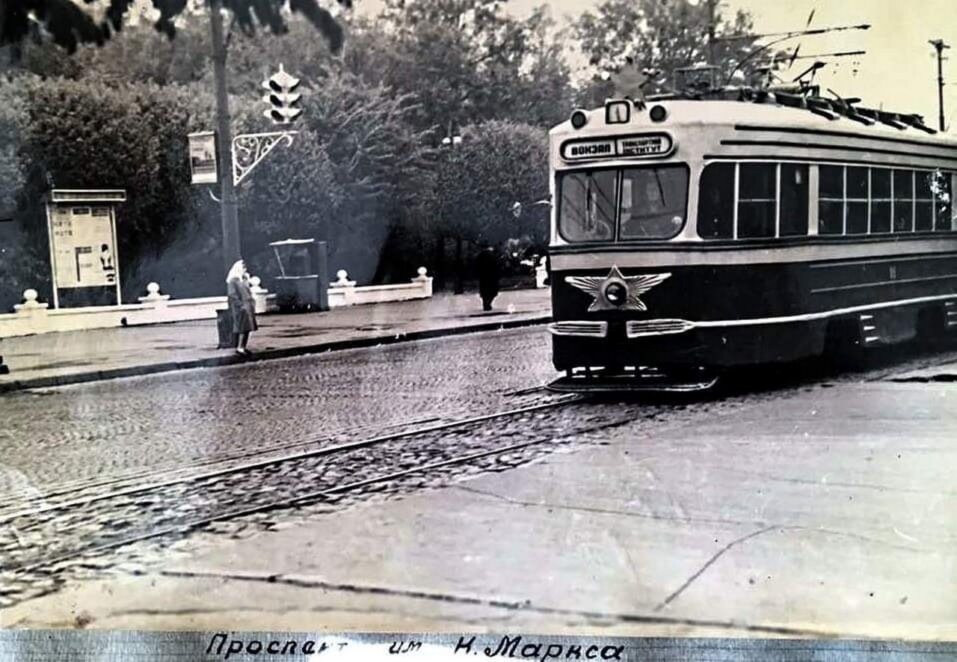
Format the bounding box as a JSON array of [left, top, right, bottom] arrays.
[[0, 327, 559, 503], [3, 328, 957, 612]]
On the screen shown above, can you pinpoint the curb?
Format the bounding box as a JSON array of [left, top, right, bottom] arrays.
[[0, 314, 552, 395]]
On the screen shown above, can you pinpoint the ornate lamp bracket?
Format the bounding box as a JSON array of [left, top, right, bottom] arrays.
[[231, 131, 298, 186]]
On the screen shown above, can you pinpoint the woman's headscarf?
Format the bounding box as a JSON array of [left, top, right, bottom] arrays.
[[226, 259, 246, 284]]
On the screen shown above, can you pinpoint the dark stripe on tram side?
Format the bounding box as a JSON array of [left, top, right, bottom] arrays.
[[810, 273, 957, 294], [809, 252, 957, 268], [548, 235, 957, 255], [733, 124, 957, 154], [719, 139, 957, 166]]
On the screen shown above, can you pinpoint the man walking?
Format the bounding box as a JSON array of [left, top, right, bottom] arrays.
[[475, 244, 500, 312]]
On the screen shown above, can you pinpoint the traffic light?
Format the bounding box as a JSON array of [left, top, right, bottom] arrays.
[[262, 64, 302, 125]]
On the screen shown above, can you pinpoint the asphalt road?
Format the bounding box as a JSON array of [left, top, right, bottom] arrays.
[[2, 327, 957, 636]]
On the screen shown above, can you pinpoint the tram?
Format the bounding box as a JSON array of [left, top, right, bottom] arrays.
[[546, 67, 957, 392]]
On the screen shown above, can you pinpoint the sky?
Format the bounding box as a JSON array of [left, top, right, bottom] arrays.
[[357, 0, 957, 131]]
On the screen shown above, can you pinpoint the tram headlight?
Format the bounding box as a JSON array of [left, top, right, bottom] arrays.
[[570, 109, 589, 130], [649, 104, 668, 122], [603, 281, 628, 307]]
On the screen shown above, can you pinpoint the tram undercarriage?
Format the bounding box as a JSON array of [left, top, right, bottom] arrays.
[[545, 302, 957, 394]]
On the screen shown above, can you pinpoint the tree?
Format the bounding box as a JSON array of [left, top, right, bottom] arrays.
[[0, 79, 27, 215], [11, 73, 206, 301], [574, 0, 755, 96], [349, 0, 574, 135], [2, 0, 353, 275], [233, 69, 436, 284], [422, 120, 548, 285], [1, 0, 350, 55]]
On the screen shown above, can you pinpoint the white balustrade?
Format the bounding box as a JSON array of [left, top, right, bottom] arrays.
[[0, 267, 434, 338]]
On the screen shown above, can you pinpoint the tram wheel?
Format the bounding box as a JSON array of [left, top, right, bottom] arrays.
[[916, 306, 949, 347], [823, 318, 866, 369]]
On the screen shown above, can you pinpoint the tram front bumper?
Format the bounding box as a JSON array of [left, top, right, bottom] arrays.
[[549, 317, 828, 371], [550, 320, 710, 372]]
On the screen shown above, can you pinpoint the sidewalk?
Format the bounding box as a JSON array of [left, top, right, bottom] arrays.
[[0, 288, 551, 393]]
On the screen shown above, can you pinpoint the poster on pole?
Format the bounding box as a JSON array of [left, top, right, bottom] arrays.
[[49, 205, 118, 289], [188, 131, 218, 184]]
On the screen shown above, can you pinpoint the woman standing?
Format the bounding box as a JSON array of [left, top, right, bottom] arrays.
[[226, 259, 257, 355]]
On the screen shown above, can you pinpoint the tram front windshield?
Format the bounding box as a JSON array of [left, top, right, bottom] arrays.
[[558, 165, 688, 242]]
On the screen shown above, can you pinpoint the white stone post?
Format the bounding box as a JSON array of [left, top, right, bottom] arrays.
[[248, 276, 270, 314], [331, 269, 357, 307], [535, 257, 548, 289], [137, 282, 171, 308], [13, 289, 50, 336], [413, 267, 433, 297]]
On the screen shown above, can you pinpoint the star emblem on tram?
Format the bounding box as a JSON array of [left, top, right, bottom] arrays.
[[565, 266, 671, 312]]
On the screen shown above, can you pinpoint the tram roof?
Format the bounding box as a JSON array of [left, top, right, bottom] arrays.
[[551, 98, 957, 150]]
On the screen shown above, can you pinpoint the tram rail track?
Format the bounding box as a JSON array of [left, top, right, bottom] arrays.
[[0, 388, 568, 517], [2, 392, 646, 583]]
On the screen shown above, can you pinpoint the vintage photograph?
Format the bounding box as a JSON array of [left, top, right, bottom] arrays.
[[0, 0, 955, 649]]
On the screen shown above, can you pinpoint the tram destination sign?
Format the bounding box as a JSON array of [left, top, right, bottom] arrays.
[[561, 133, 674, 161]]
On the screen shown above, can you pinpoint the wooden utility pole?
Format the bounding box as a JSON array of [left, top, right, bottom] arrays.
[[209, 0, 242, 273], [707, 0, 718, 66], [930, 39, 950, 132]]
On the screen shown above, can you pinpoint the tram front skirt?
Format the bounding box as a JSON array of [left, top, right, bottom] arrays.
[[547, 365, 719, 394]]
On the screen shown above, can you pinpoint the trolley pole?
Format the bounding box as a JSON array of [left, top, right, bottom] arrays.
[[209, 0, 242, 273], [930, 39, 950, 132]]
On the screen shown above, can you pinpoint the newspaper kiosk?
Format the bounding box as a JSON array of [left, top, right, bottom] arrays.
[[270, 238, 329, 312]]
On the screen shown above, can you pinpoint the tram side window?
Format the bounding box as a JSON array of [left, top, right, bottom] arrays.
[[779, 164, 809, 236], [933, 171, 953, 231], [846, 167, 869, 234], [915, 171, 935, 232], [818, 165, 844, 235], [697, 163, 734, 239], [870, 168, 892, 233], [893, 169, 914, 232], [737, 163, 776, 238], [558, 170, 617, 242]]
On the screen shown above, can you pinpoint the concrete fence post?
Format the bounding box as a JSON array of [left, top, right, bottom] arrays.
[[138, 282, 171, 308], [413, 267, 433, 298], [248, 276, 270, 315], [332, 269, 356, 288], [332, 269, 357, 306], [535, 257, 548, 289], [13, 289, 50, 336]]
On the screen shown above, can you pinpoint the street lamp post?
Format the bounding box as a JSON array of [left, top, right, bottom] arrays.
[[930, 39, 950, 132], [442, 125, 464, 294]]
